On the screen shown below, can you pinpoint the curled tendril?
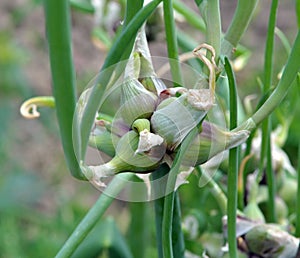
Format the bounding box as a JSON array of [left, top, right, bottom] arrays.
[[20, 96, 55, 119], [193, 43, 217, 102]]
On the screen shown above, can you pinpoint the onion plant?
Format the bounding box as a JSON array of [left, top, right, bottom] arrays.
[[20, 0, 300, 257]]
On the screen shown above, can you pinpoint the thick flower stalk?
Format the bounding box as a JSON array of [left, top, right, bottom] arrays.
[[82, 27, 251, 188]]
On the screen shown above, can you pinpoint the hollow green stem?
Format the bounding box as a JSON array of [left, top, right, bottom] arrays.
[[264, 0, 278, 91], [152, 164, 185, 258], [222, 0, 258, 56], [295, 75, 300, 237], [162, 127, 198, 258], [163, 0, 183, 85], [128, 201, 147, 258], [172, 192, 185, 258], [296, 0, 300, 28], [236, 30, 300, 132], [224, 57, 238, 258], [123, 0, 144, 27], [55, 173, 134, 258], [152, 164, 169, 258], [44, 0, 84, 179], [258, 0, 278, 222], [296, 140, 300, 237], [228, 140, 238, 256], [79, 0, 161, 160], [196, 0, 221, 59], [161, 4, 194, 255], [161, 192, 178, 258], [162, 193, 176, 258], [265, 132, 276, 222]]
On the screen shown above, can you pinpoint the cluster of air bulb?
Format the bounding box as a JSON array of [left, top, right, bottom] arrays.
[[82, 28, 249, 187]]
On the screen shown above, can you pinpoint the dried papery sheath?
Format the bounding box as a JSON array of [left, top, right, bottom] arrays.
[[125, 24, 154, 79], [123, 24, 154, 81], [132, 118, 164, 153], [135, 129, 164, 154], [193, 43, 217, 99], [187, 89, 214, 110], [124, 24, 167, 96], [82, 162, 115, 188]]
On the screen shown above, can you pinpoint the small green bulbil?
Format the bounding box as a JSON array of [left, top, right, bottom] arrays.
[[245, 224, 299, 258]]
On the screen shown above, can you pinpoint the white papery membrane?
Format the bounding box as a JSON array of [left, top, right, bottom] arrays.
[[73, 56, 232, 202]]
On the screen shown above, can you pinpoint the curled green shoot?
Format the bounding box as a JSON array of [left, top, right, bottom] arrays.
[[20, 96, 55, 119]]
